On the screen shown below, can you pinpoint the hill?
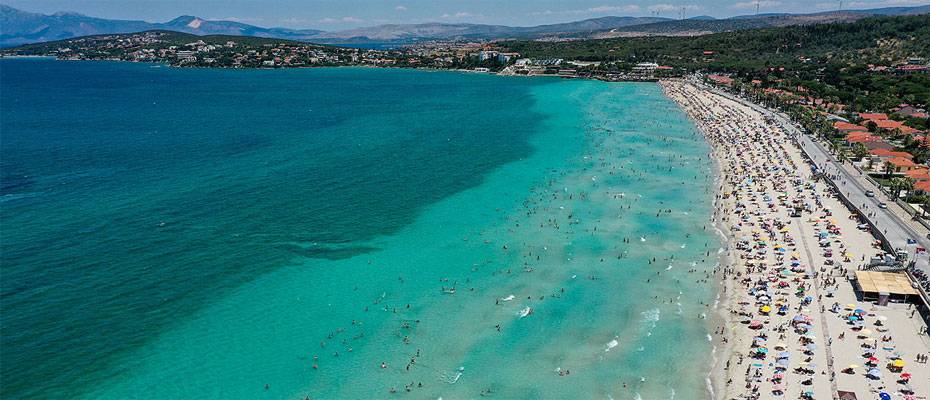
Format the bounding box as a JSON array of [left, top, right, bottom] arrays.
[[588, 6, 930, 38], [501, 13, 930, 69]]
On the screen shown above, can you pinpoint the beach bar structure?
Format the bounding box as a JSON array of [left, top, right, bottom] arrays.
[[853, 271, 920, 304]]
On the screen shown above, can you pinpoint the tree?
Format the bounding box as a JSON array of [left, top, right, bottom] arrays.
[[851, 142, 868, 160], [889, 177, 915, 199], [883, 161, 895, 179]]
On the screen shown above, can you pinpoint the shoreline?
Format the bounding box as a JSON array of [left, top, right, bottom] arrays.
[[659, 80, 740, 400]]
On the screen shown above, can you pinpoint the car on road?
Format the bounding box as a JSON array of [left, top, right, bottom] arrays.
[[878, 202, 887, 209], [865, 190, 875, 197]]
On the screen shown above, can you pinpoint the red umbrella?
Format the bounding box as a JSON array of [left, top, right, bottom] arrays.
[[868, 356, 879, 363], [900, 372, 912, 379]]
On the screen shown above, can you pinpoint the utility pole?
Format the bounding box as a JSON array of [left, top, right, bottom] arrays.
[[756, 2, 760, 15]]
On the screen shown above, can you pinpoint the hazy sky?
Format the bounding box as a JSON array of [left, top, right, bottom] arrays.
[[5, 0, 928, 30]]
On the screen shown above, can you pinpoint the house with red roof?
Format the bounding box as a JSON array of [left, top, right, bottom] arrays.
[[886, 157, 918, 172], [873, 119, 906, 131], [914, 179, 930, 194], [706, 74, 732, 86], [834, 121, 868, 132], [845, 131, 882, 144], [859, 113, 888, 120], [905, 168, 930, 181], [870, 149, 913, 159]]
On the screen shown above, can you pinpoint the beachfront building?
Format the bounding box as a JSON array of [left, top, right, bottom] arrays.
[[853, 271, 922, 304]]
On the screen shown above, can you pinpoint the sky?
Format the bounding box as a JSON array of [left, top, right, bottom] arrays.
[[5, 0, 929, 30]]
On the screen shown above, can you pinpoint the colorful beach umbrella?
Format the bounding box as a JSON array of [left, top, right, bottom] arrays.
[[893, 359, 905, 368]]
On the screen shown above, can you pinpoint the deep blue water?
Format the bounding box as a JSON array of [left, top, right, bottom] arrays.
[[0, 59, 549, 398]]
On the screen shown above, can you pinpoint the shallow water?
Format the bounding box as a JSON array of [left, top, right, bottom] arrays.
[[1, 60, 720, 399]]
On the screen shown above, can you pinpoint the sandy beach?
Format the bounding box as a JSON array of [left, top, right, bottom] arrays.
[[662, 79, 930, 400]]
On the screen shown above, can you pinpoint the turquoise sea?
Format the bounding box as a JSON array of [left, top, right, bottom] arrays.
[[0, 59, 721, 399]]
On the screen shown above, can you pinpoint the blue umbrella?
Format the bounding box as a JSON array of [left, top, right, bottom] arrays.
[[777, 358, 790, 366], [777, 351, 790, 358], [880, 392, 891, 400], [868, 368, 881, 377], [806, 343, 817, 351], [793, 315, 807, 322], [854, 309, 866, 314]]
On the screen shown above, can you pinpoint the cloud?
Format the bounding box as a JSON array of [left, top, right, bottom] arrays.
[[731, 0, 782, 9], [588, 5, 642, 13], [210, 16, 264, 24], [317, 16, 364, 24], [530, 4, 645, 16], [844, 0, 928, 7], [646, 4, 702, 12], [440, 11, 481, 18], [281, 17, 309, 26], [395, 5, 407, 11]]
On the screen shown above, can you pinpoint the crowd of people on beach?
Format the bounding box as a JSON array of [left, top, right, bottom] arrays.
[[663, 80, 928, 400]]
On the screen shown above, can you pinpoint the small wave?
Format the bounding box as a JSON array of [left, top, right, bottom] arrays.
[[0, 192, 42, 203]]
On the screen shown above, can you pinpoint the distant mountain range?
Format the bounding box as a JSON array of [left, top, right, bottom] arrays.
[[0, 5, 323, 47], [2, 3, 929, 48]]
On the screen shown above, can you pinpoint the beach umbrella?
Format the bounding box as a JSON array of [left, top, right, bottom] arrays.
[[776, 358, 790, 366], [749, 320, 763, 329], [893, 359, 905, 368], [880, 392, 891, 400], [848, 315, 859, 321], [777, 351, 789, 358], [760, 305, 772, 313], [868, 356, 879, 363], [854, 309, 866, 315], [806, 343, 817, 351], [793, 315, 807, 322], [901, 372, 912, 379], [867, 368, 881, 378]]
